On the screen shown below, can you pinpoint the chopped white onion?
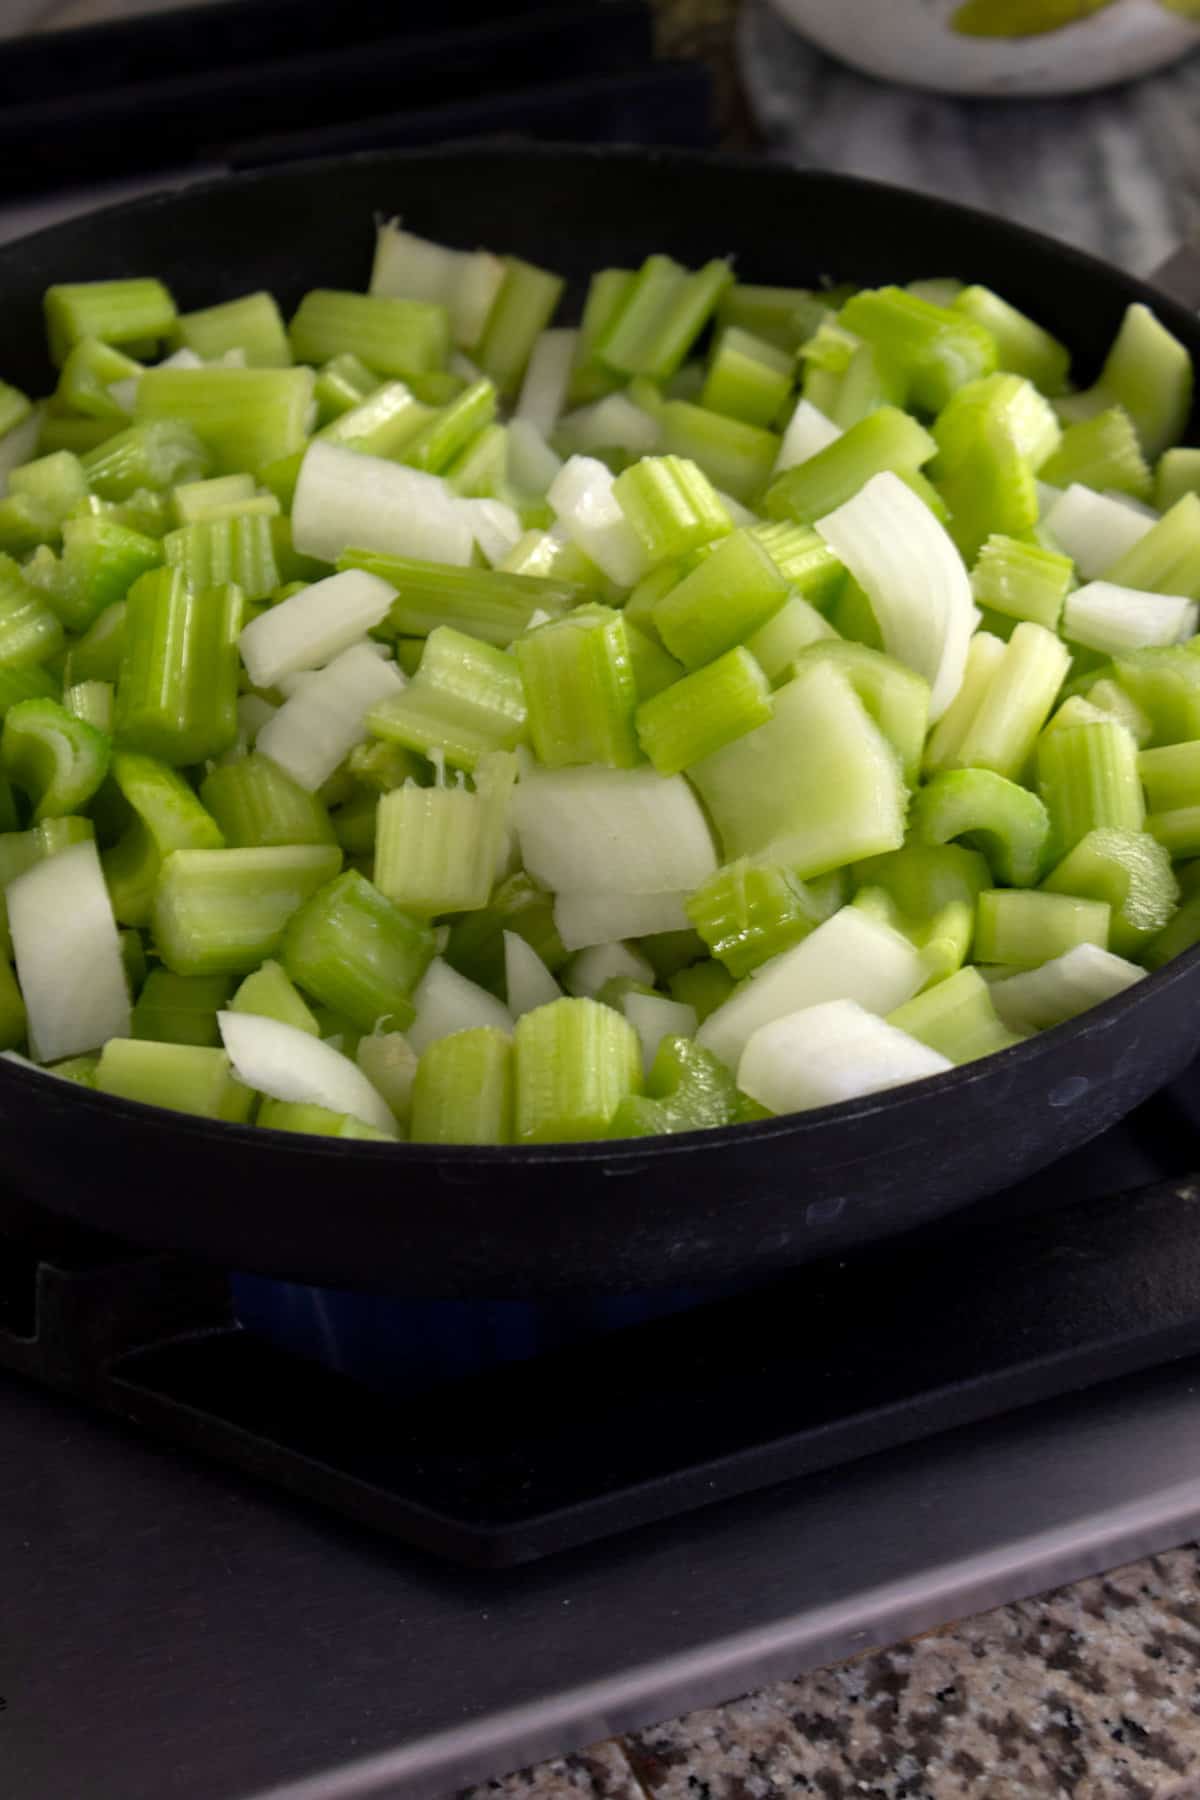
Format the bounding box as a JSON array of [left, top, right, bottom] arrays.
[[623, 991, 698, 1075], [1042, 483, 1154, 579], [406, 958, 513, 1055], [239, 568, 396, 689], [458, 497, 523, 567], [503, 931, 562, 1019], [369, 220, 461, 304], [738, 999, 952, 1115], [514, 762, 717, 896], [773, 399, 842, 476], [515, 328, 578, 437], [548, 455, 651, 587], [7, 839, 130, 1063], [557, 395, 662, 458], [355, 1031, 418, 1125], [562, 941, 655, 998], [291, 440, 472, 567], [988, 943, 1145, 1034], [816, 471, 976, 721], [554, 890, 691, 951], [256, 640, 405, 791], [218, 1011, 396, 1134], [507, 418, 564, 496], [1062, 580, 1197, 655], [697, 904, 927, 1072]]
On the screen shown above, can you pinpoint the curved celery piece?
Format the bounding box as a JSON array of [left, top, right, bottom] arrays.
[[152, 843, 342, 977], [839, 286, 997, 413], [792, 640, 929, 784], [686, 859, 827, 979], [607, 1033, 739, 1138], [409, 1027, 513, 1145], [1, 698, 109, 823], [1061, 303, 1192, 461], [853, 842, 991, 982], [1042, 828, 1178, 960], [104, 750, 225, 927], [911, 768, 1049, 888], [888, 965, 1023, 1064], [1039, 406, 1152, 502], [1112, 646, 1200, 747], [281, 868, 435, 1034]]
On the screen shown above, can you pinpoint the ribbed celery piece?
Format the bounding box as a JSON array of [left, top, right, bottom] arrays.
[[1112, 647, 1200, 746], [136, 366, 313, 475], [1139, 740, 1200, 813], [229, 958, 319, 1035], [952, 286, 1070, 395], [175, 291, 291, 367], [653, 529, 789, 670], [314, 379, 430, 460], [686, 858, 827, 978], [44, 515, 163, 634], [612, 455, 732, 565], [409, 1026, 513, 1145], [1156, 448, 1200, 514], [0, 956, 26, 1051], [566, 269, 635, 406], [636, 646, 771, 775], [976, 888, 1110, 966], [0, 489, 57, 557], [764, 406, 936, 526], [970, 533, 1072, 633], [64, 601, 125, 687], [607, 1032, 739, 1138], [1061, 303, 1192, 460], [199, 751, 336, 850], [932, 380, 1046, 562], [444, 870, 566, 997], [625, 621, 685, 703], [514, 995, 641, 1143], [792, 640, 929, 783], [718, 283, 828, 353], [949, 621, 1071, 782], [314, 351, 379, 422], [700, 326, 793, 428], [171, 474, 256, 526], [1039, 406, 1153, 502], [96, 1038, 252, 1122], [398, 378, 495, 477], [838, 286, 997, 412], [375, 751, 514, 916], [1, 698, 109, 823], [0, 380, 32, 439], [743, 595, 837, 686], [912, 768, 1049, 887], [667, 957, 734, 1021], [1084, 677, 1154, 746], [1102, 494, 1200, 600], [0, 554, 65, 669], [516, 606, 638, 768], [338, 548, 579, 647], [469, 256, 563, 399], [278, 869, 433, 1034], [73, 487, 173, 539], [257, 1098, 393, 1141], [0, 667, 58, 724], [81, 419, 210, 498], [595, 255, 731, 383], [57, 337, 142, 420], [889, 965, 1023, 1062], [288, 289, 448, 379], [742, 528, 840, 617], [1042, 828, 1178, 960], [101, 749, 223, 926], [689, 659, 907, 875], [369, 639, 526, 774], [153, 843, 341, 976], [658, 400, 778, 505], [130, 969, 234, 1047], [1037, 718, 1144, 862], [45, 279, 176, 366], [114, 569, 241, 765], [163, 514, 279, 602], [7, 451, 89, 535]]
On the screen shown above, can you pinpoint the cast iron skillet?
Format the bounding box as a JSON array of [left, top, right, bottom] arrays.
[[0, 144, 1197, 1298]]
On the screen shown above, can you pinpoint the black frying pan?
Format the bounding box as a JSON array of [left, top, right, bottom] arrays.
[[0, 144, 1197, 1298]]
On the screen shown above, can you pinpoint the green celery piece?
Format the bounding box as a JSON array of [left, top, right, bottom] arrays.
[[514, 995, 641, 1143], [114, 569, 242, 766], [81, 419, 210, 498], [1146, 806, 1200, 860], [932, 387, 1045, 563], [595, 254, 732, 383], [200, 751, 336, 850], [744, 595, 837, 686], [7, 450, 89, 534], [791, 640, 929, 784], [888, 965, 1023, 1064], [1144, 892, 1200, 969], [375, 751, 514, 916], [280, 868, 435, 1033], [175, 291, 291, 367], [1, 697, 109, 822], [135, 366, 313, 476], [443, 422, 509, 498], [667, 958, 734, 1021], [855, 841, 990, 980], [317, 381, 431, 459], [73, 486, 172, 538], [229, 959, 320, 1035], [171, 474, 256, 526], [637, 929, 706, 981], [0, 666, 58, 720], [330, 789, 378, 857], [659, 400, 778, 505], [163, 515, 279, 602], [653, 529, 789, 670], [1038, 406, 1152, 502], [37, 413, 119, 457], [368, 639, 526, 773], [1112, 646, 1200, 746], [970, 533, 1072, 632], [516, 606, 638, 768], [608, 1032, 739, 1137], [152, 843, 342, 976], [1042, 828, 1178, 959], [289, 289, 448, 378], [700, 326, 794, 428], [911, 768, 1050, 887], [764, 406, 936, 525], [626, 621, 685, 702], [44, 279, 175, 366], [338, 548, 580, 647], [612, 455, 732, 564], [444, 870, 565, 995], [65, 601, 126, 686], [0, 554, 65, 668], [103, 749, 225, 926], [689, 657, 907, 876], [256, 1098, 394, 1141], [717, 282, 826, 353], [499, 527, 620, 601], [975, 888, 1110, 966], [1156, 448, 1200, 514], [48, 1053, 100, 1087], [839, 286, 997, 412], [409, 1027, 513, 1145], [1102, 494, 1200, 599], [0, 380, 32, 438], [45, 515, 161, 633], [1139, 740, 1200, 813], [475, 257, 564, 400], [1061, 302, 1193, 460], [1037, 718, 1144, 862], [686, 858, 826, 978], [96, 1038, 253, 1122], [314, 351, 380, 423], [799, 315, 859, 414], [402, 371, 464, 407], [130, 969, 235, 1047], [747, 521, 846, 612], [568, 269, 635, 406], [952, 286, 1070, 395], [922, 632, 1004, 776], [0, 955, 26, 1050], [1085, 677, 1154, 746], [636, 646, 772, 776], [0, 491, 58, 558], [948, 621, 1071, 782], [347, 739, 427, 793], [402, 379, 497, 475]]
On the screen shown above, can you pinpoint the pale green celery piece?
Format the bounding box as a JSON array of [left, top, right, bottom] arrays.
[[1112, 646, 1200, 745], [475, 257, 565, 399], [933, 373, 1060, 475], [516, 606, 638, 768], [654, 401, 776, 506], [114, 569, 242, 765], [0, 954, 26, 1049], [513, 995, 641, 1143], [612, 455, 732, 564], [717, 282, 822, 353], [314, 351, 381, 423], [347, 738, 427, 793], [407, 371, 466, 407], [1145, 891, 1200, 968], [791, 640, 929, 784], [103, 748, 224, 927], [163, 515, 279, 601], [374, 752, 514, 916], [315, 381, 431, 459], [623, 562, 682, 640], [174, 291, 292, 367], [667, 958, 735, 1021], [922, 632, 1007, 776], [887, 965, 1024, 1064], [625, 621, 685, 702], [135, 366, 313, 475], [638, 929, 707, 981], [1037, 718, 1144, 862], [152, 843, 342, 976], [607, 1032, 740, 1137], [257, 1097, 394, 1140], [38, 412, 119, 457], [331, 789, 378, 856], [280, 867, 435, 1032], [700, 326, 794, 428], [1042, 828, 1178, 960], [370, 631, 526, 773], [828, 342, 909, 430], [0, 490, 59, 557], [409, 1026, 513, 1145], [44, 279, 176, 366], [229, 958, 320, 1035], [1062, 303, 1192, 460], [355, 1030, 418, 1125], [1102, 494, 1200, 599], [970, 533, 1073, 632], [975, 888, 1110, 966], [1085, 677, 1153, 746], [653, 529, 789, 669], [50, 517, 162, 634], [443, 422, 510, 498], [1146, 806, 1200, 859], [934, 412, 1040, 563], [96, 1038, 253, 1122], [636, 646, 771, 775], [0, 667, 59, 720], [745, 595, 838, 684], [839, 285, 998, 412], [1156, 448, 1200, 513], [401, 379, 497, 475], [288, 289, 448, 378], [82, 418, 210, 498], [0, 380, 32, 438], [689, 658, 907, 876], [499, 528, 620, 600], [65, 601, 126, 686], [200, 751, 337, 849], [1038, 406, 1152, 502], [948, 622, 1070, 782], [911, 768, 1050, 887], [444, 869, 565, 994], [595, 255, 732, 383], [1, 697, 109, 822], [130, 969, 234, 1047], [0, 554, 65, 668], [171, 473, 256, 525], [798, 316, 859, 418], [8, 451, 88, 536], [1139, 740, 1200, 812], [764, 406, 936, 525], [853, 841, 991, 960], [568, 269, 635, 406], [747, 521, 846, 612], [73, 486, 172, 538], [952, 286, 1070, 396], [686, 858, 826, 978]]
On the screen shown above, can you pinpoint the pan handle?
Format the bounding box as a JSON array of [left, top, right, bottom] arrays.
[[1150, 242, 1200, 311]]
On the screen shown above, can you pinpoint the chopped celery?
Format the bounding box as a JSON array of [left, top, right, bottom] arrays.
[[409, 1027, 513, 1144], [975, 888, 1110, 967], [339, 548, 579, 647], [96, 1038, 252, 1122], [700, 327, 794, 428], [45, 279, 176, 366], [288, 290, 448, 380], [152, 843, 342, 976], [1037, 718, 1144, 862], [839, 286, 998, 412], [888, 965, 1023, 1064], [765, 406, 935, 526], [1, 698, 109, 822], [475, 257, 564, 399], [595, 255, 731, 383], [1039, 406, 1152, 502], [912, 768, 1049, 887], [659, 400, 778, 505], [375, 751, 514, 916], [136, 366, 313, 475], [612, 455, 732, 564], [114, 569, 242, 766], [229, 959, 320, 1036], [792, 640, 928, 783], [970, 534, 1072, 633], [952, 286, 1070, 395], [515, 607, 637, 768], [175, 291, 291, 368], [281, 868, 435, 1033], [686, 859, 826, 978], [653, 528, 788, 669], [513, 996, 641, 1143], [636, 646, 771, 775], [130, 969, 234, 1048], [257, 1099, 393, 1141], [1042, 828, 1178, 960], [200, 751, 336, 849]]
